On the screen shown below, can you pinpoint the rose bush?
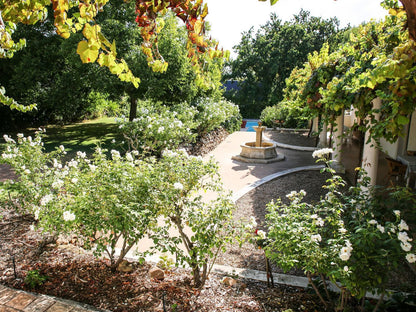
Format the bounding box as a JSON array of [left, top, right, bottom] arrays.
[[194, 98, 242, 136], [264, 149, 415, 311], [1, 132, 243, 286], [1, 132, 160, 270], [117, 102, 198, 157], [150, 149, 239, 287]]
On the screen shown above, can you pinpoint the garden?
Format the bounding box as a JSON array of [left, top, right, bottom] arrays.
[[1, 0, 416, 311]]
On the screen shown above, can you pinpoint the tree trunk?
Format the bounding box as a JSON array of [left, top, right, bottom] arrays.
[[129, 96, 137, 121], [401, 0, 416, 41]]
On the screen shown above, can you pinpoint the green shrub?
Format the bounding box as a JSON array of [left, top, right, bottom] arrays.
[[117, 101, 198, 157], [86, 91, 120, 118], [260, 101, 308, 128], [264, 149, 416, 310], [194, 98, 241, 135], [24, 270, 47, 289]]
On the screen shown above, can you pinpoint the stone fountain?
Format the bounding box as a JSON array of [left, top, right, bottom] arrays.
[[232, 122, 284, 163]]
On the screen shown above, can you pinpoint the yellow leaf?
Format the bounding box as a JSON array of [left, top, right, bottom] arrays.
[[389, 8, 397, 16], [82, 23, 100, 41], [77, 41, 99, 63], [194, 20, 203, 35]]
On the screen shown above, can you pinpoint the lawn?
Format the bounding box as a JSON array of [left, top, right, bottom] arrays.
[[1, 117, 124, 159]]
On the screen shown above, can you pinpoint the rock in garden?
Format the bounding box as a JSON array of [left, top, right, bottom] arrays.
[[222, 276, 237, 287], [117, 260, 135, 273], [149, 267, 165, 280]]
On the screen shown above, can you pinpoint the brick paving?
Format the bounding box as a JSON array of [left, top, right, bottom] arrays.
[[0, 285, 102, 312]]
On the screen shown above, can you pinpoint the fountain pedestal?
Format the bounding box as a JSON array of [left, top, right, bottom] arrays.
[[232, 124, 285, 164]]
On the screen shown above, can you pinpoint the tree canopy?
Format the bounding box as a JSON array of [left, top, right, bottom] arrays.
[[224, 10, 343, 118], [0, 0, 228, 111]]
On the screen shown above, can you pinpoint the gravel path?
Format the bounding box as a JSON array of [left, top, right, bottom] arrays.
[[216, 170, 333, 273]]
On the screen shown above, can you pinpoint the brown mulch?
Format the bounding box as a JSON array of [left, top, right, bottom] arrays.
[[0, 207, 324, 312]]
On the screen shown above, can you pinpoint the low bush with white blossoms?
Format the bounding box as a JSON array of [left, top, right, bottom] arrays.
[[150, 149, 239, 288], [117, 102, 198, 156], [263, 148, 415, 311], [2, 131, 160, 271], [194, 98, 242, 135], [1, 132, 244, 287]]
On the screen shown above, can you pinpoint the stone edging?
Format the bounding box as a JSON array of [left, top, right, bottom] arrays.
[[273, 141, 319, 152]]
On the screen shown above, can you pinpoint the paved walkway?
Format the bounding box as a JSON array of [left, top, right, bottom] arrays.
[[0, 130, 318, 311], [0, 284, 102, 312], [205, 130, 317, 195]]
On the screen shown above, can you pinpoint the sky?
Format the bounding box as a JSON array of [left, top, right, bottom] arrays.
[[204, 0, 389, 58]]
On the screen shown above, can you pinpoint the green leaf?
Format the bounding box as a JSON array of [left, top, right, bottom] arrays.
[[367, 80, 376, 89], [397, 115, 409, 125], [270, 0, 279, 4]]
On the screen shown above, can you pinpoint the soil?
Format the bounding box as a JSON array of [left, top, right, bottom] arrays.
[[0, 130, 414, 311]]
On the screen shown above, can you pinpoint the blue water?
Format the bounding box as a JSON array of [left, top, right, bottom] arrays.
[[245, 120, 259, 132]]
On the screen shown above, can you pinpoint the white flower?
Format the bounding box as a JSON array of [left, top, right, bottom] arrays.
[[157, 126, 165, 133], [63, 211, 76, 221], [339, 252, 351, 261], [111, 139, 116, 144], [77, 151, 86, 159], [174, 182, 184, 190], [393, 210, 400, 217], [343, 266, 349, 272], [52, 179, 64, 189], [398, 231, 411, 243], [68, 159, 78, 168], [311, 234, 322, 243], [368, 219, 378, 225], [178, 148, 188, 157], [71, 178, 78, 184], [89, 164, 97, 172], [339, 243, 353, 261], [401, 241, 412, 252], [406, 253, 416, 263], [257, 230, 267, 239], [34, 208, 40, 220], [399, 220, 409, 231], [40, 194, 53, 206], [310, 214, 318, 219], [377, 224, 385, 233], [125, 152, 134, 162], [17, 133, 24, 138], [316, 218, 324, 227], [24, 169, 31, 175], [312, 148, 333, 159], [250, 216, 257, 228], [111, 150, 121, 160], [339, 228, 347, 234], [29, 224, 35, 231], [59, 145, 65, 152]]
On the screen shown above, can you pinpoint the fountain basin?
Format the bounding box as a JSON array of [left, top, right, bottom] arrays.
[[232, 141, 285, 164]]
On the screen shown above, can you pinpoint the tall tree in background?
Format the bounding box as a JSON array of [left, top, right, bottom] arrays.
[[0, 1, 224, 128], [224, 10, 343, 118]]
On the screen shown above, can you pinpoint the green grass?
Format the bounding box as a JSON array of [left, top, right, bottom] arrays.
[[1, 117, 126, 160]]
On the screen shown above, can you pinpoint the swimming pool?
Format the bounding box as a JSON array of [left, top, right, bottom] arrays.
[[244, 120, 260, 132]]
